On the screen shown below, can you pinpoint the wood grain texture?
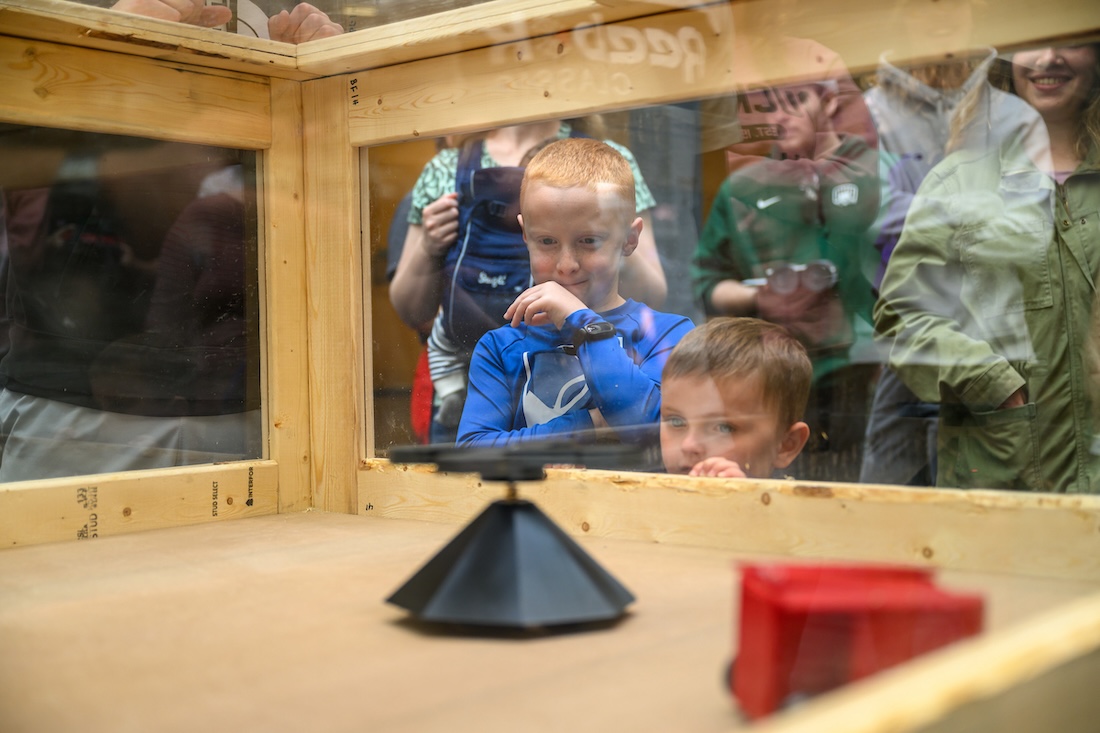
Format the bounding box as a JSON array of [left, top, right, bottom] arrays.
[[0, 0, 309, 79], [0, 461, 278, 548], [302, 75, 364, 514], [345, 4, 738, 147], [342, 0, 1100, 147], [0, 512, 1096, 732], [265, 78, 313, 513], [361, 459, 1100, 582], [0, 33, 271, 148], [296, 0, 694, 77]]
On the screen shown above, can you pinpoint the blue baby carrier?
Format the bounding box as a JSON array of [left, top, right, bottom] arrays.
[[440, 140, 528, 348], [440, 131, 586, 349]]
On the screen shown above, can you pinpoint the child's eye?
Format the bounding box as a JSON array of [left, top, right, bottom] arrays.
[[715, 423, 735, 435], [662, 415, 686, 429], [578, 237, 600, 247]]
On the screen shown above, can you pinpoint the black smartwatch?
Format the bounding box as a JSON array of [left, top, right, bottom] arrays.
[[572, 321, 617, 346]]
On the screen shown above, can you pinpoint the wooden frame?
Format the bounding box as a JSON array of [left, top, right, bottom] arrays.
[[2, 0, 1100, 729]]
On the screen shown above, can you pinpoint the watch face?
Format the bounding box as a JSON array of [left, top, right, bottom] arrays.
[[575, 321, 616, 345], [584, 322, 616, 336]]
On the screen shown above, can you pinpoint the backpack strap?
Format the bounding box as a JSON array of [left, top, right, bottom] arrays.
[[455, 138, 485, 196]]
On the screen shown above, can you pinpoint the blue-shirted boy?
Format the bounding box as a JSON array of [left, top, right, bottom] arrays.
[[457, 138, 693, 448]]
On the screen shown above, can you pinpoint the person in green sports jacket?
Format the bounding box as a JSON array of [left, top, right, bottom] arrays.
[[692, 81, 879, 481], [875, 45, 1100, 492]]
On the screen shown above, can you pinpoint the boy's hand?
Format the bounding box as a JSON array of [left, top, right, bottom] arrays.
[[589, 408, 608, 430], [504, 282, 586, 330], [688, 457, 748, 478], [418, 193, 459, 260]]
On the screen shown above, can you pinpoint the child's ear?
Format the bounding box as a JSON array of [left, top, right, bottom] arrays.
[[821, 90, 840, 120], [773, 421, 810, 470], [517, 213, 525, 232], [622, 216, 643, 257]]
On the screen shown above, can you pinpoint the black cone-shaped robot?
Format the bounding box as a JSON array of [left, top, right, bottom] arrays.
[[386, 440, 637, 630]]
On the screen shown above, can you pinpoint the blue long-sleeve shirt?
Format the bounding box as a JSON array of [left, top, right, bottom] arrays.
[[457, 300, 693, 447]]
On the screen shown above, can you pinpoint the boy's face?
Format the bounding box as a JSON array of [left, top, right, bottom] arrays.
[[660, 372, 804, 478], [519, 182, 641, 313]]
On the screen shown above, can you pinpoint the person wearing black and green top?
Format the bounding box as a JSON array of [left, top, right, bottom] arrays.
[[692, 81, 879, 481]]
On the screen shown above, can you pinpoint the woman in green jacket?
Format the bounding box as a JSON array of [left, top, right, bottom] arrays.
[[875, 44, 1100, 492]]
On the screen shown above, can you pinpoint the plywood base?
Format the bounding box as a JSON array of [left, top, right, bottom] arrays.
[[0, 512, 1097, 733]]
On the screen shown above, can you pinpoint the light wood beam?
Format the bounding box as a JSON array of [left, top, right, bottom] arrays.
[[302, 75, 364, 514], [0, 33, 271, 147], [362, 460, 1100, 582]]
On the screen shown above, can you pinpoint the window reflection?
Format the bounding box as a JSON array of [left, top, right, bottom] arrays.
[[368, 36, 1100, 494], [90, 0, 513, 42], [874, 43, 1100, 493], [89, 0, 343, 42], [0, 127, 261, 481]]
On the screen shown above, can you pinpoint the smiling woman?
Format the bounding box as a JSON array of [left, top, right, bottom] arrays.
[[874, 42, 1100, 492]]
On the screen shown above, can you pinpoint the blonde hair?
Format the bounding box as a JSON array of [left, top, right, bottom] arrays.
[[663, 318, 812, 430], [520, 137, 636, 216]]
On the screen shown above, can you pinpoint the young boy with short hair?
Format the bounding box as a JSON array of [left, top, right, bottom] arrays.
[[660, 317, 812, 478], [456, 138, 694, 448]]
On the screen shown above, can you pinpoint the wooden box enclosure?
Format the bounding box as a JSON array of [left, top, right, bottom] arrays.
[[1, 0, 1100, 731]]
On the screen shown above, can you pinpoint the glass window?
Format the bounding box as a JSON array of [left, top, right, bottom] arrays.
[[0, 126, 262, 482], [367, 31, 1100, 493]]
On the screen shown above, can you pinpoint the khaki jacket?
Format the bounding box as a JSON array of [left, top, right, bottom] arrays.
[[875, 120, 1100, 492]]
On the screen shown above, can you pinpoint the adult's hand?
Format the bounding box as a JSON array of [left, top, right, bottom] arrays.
[[757, 284, 851, 350], [111, 0, 231, 27], [418, 193, 460, 260], [997, 388, 1027, 410], [389, 194, 459, 332], [268, 2, 343, 43]]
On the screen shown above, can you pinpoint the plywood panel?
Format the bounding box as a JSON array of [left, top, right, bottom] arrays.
[[0, 34, 271, 148], [0, 512, 1096, 732], [0, 461, 278, 547], [361, 460, 1100, 582], [302, 75, 364, 513]]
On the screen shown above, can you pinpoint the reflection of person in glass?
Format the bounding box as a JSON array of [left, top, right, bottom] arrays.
[[875, 44, 1100, 492], [455, 138, 692, 452], [692, 82, 879, 481], [859, 0, 1042, 487], [109, 0, 342, 42], [0, 144, 260, 481], [389, 120, 668, 444]]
